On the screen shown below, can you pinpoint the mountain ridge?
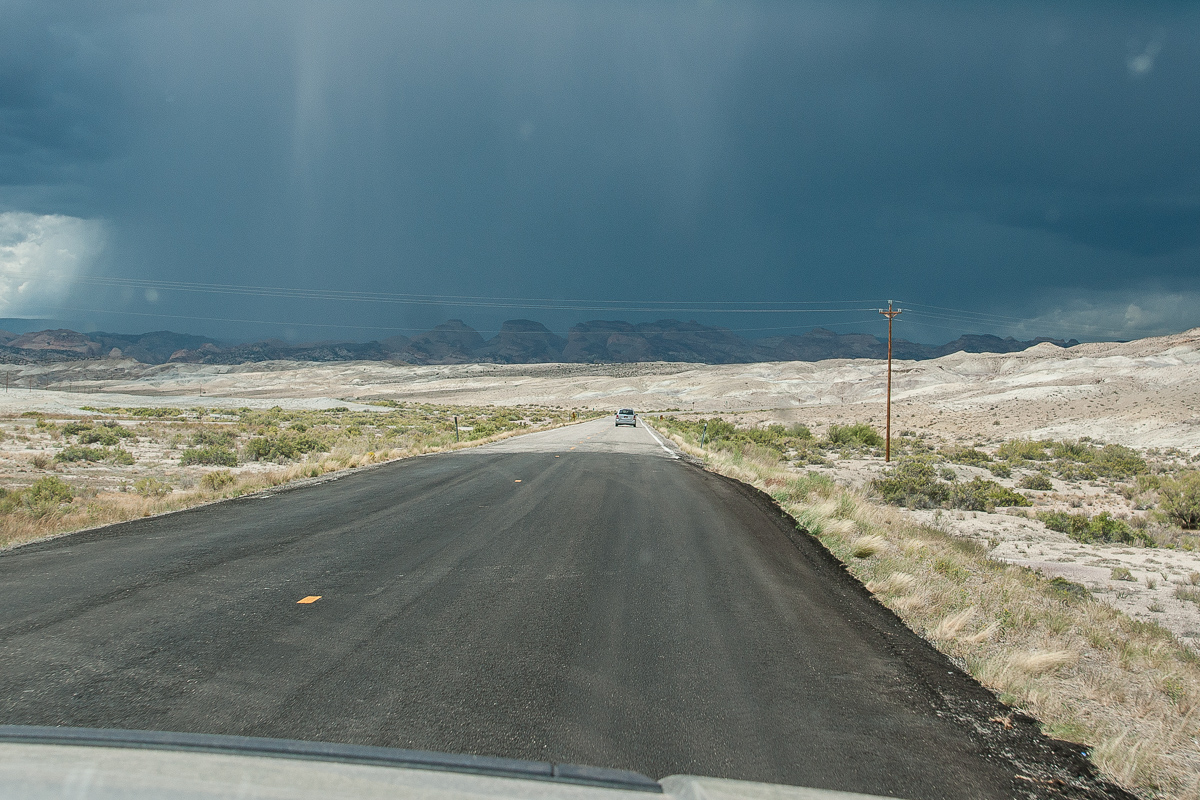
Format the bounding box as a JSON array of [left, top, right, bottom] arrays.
[[0, 320, 1080, 366]]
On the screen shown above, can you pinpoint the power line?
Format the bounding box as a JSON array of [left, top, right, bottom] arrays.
[[902, 310, 1163, 339], [39, 274, 1187, 341], [71, 275, 889, 313], [46, 306, 887, 337], [47, 307, 432, 333]]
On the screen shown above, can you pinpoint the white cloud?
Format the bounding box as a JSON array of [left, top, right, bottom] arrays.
[[1126, 41, 1161, 77], [0, 212, 106, 316], [1015, 290, 1200, 342]]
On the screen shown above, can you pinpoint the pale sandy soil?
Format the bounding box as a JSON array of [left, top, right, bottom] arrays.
[[2, 327, 1198, 646], [3, 327, 1198, 453]]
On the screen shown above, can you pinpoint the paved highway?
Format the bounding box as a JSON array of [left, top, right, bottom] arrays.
[[0, 419, 1119, 798]]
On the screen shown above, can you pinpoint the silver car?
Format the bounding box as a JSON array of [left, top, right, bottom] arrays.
[[615, 408, 637, 427]]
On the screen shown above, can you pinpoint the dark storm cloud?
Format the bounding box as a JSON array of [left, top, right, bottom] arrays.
[[0, 3, 125, 190], [1, 0, 1198, 343], [1004, 200, 1200, 257]]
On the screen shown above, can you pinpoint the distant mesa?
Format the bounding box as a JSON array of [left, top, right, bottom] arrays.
[[473, 320, 565, 364], [0, 319, 1080, 366], [401, 319, 488, 363]]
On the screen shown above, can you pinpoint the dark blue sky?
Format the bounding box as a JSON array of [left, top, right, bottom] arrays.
[[1, 1, 1197, 344]]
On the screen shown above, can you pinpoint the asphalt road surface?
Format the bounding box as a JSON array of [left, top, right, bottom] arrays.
[[0, 419, 1120, 799]]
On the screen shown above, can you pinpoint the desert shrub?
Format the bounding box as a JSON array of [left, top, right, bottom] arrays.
[[1039, 440, 1146, 481], [0, 487, 18, 514], [1133, 473, 1162, 493], [875, 457, 1029, 511], [466, 421, 501, 439], [21, 476, 74, 516], [1038, 510, 1152, 546], [988, 463, 1012, 478], [948, 477, 1030, 512], [133, 477, 171, 497], [1038, 510, 1088, 539], [997, 439, 1052, 462], [55, 445, 105, 463], [54, 445, 133, 465], [181, 446, 238, 467], [1050, 440, 1094, 461], [872, 457, 948, 508], [79, 427, 121, 446], [941, 446, 992, 467], [244, 431, 326, 461], [1019, 473, 1054, 491], [1175, 585, 1200, 604], [791, 441, 830, 466], [1111, 566, 1135, 581], [61, 421, 92, 436], [1047, 576, 1090, 601], [788, 423, 813, 439], [126, 407, 181, 418], [696, 418, 737, 443], [1055, 461, 1097, 481], [191, 429, 236, 448], [1090, 444, 1147, 479], [827, 423, 883, 448], [1158, 471, 1200, 530], [200, 470, 236, 491], [663, 417, 815, 455], [738, 425, 799, 452]]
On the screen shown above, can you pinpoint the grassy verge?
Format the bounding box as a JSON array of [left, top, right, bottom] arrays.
[[653, 418, 1200, 800], [0, 404, 600, 550]]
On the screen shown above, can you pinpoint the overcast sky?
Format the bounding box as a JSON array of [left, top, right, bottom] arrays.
[[1, 0, 1197, 344]]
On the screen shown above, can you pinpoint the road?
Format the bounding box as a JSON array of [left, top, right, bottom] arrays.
[[0, 418, 1116, 798]]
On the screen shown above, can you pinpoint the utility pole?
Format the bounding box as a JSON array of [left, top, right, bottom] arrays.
[[878, 301, 903, 462]]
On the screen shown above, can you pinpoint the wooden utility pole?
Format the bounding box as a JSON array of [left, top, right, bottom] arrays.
[[878, 301, 902, 462]]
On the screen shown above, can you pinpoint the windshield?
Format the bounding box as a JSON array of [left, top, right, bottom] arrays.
[[0, 3, 1195, 800]]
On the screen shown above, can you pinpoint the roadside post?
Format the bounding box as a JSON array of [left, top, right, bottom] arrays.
[[701, 421, 708, 448], [454, 415, 459, 442]]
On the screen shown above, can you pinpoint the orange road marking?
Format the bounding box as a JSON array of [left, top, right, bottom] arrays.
[[514, 479, 522, 482], [297, 596, 322, 604]]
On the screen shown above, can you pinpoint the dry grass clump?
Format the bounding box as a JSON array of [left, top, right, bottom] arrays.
[[865, 571, 917, 595], [931, 607, 979, 640], [662, 424, 1200, 800], [849, 534, 887, 558], [1006, 650, 1079, 675]]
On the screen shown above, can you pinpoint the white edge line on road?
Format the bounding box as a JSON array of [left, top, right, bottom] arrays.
[[642, 422, 679, 459]]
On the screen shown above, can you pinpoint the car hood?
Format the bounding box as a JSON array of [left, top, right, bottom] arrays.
[[0, 726, 896, 800]]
